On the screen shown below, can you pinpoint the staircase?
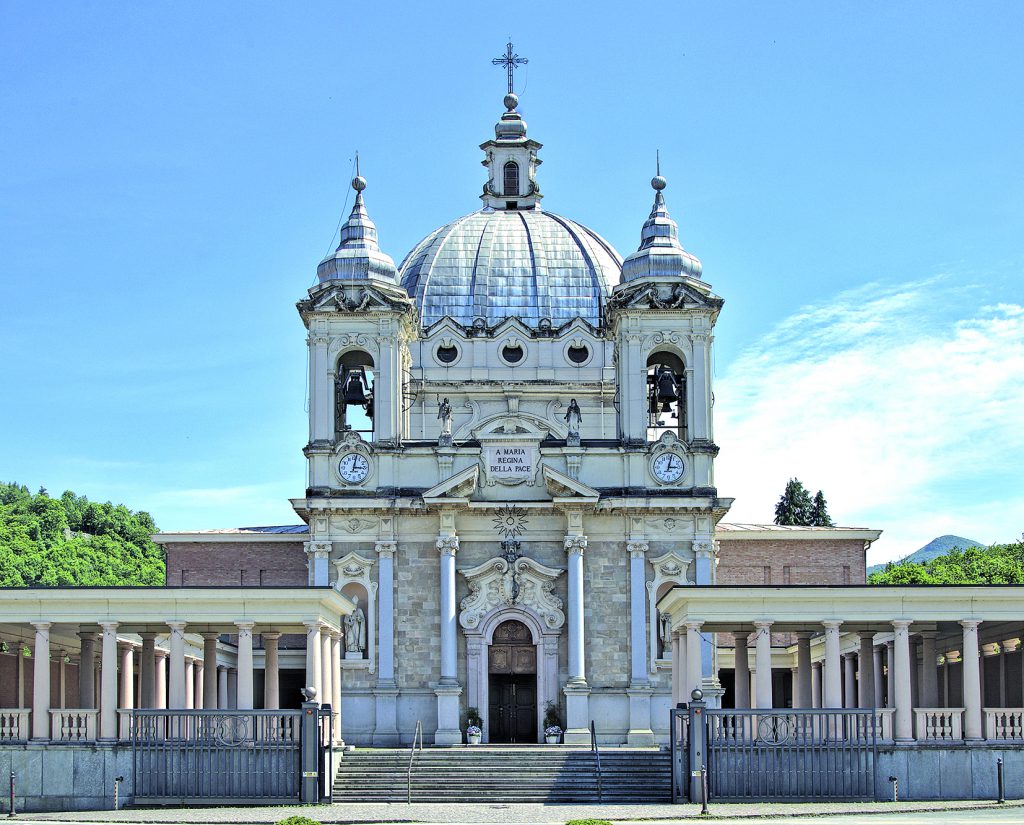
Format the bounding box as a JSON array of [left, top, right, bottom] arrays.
[[332, 746, 672, 803]]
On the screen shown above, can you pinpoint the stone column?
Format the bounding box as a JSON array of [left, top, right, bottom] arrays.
[[919, 631, 939, 708], [795, 632, 813, 708], [961, 620, 983, 740], [305, 540, 332, 587], [811, 662, 822, 708], [873, 644, 884, 708], [99, 621, 119, 740], [563, 533, 591, 745], [139, 632, 156, 708], [330, 630, 343, 739], [892, 620, 913, 741], [733, 632, 750, 709], [320, 627, 332, 714], [690, 333, 711, 439], [753, 620, 773, 709], [435, 533, 463, 745], [263, 632, 281, 710], [119, 642, 135, 712], [31, 622, 51, 740], [155, 650, 167, 709], [858, 633, 875, 708], [692, 539, 716, 681], [194, 663, 204, 710], [236, 621, 254, 710], [671, 630, 684, 707], [184, 659, 195, 709], [626, 541, 654, 745], [822, 621, 843, 708], [885, 640, 895, 708], [217, 665, 228, 709], [373, 541, 400, 745], [843, 653, 857, 708], [304, 621, 322, 702], [78, 630, 98, 709], [627, 541, 649, 684], [166, 621, 187, 709], [202, 633, 219, 709], [227, 669, 237, 709]]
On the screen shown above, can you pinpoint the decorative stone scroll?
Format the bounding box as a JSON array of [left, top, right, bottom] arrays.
[[459, 556, 565, 632]]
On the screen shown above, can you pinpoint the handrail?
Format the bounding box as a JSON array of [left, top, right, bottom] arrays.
[[590, 719, 603, 802], [406, 719, 423, 804]]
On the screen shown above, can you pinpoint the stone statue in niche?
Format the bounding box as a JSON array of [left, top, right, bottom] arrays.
[[658, 610, 672, 658], [563, 398, 582, 445], [438, 397, 453, 434], [344, 595, 367, 658]]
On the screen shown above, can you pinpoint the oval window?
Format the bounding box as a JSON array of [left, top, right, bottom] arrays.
[[501, 344, 524, 364], [567, 345, 589, 364], [436, 345, 459, 364]]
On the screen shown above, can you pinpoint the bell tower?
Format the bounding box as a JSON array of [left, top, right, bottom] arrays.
[[607, 171, 724, 491], [297, 167, 416, 497]]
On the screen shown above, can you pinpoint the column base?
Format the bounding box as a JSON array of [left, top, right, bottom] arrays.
[[626, 685, 656, 746], [563, 682, 591, 744], [372, 683, 400, 746], [434, 684, 463, 745]]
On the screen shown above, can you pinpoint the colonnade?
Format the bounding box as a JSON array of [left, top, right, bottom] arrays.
[[672, 618, 997, 742]]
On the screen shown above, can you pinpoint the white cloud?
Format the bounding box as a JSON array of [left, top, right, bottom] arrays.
[[714, 278, 1024, 564]]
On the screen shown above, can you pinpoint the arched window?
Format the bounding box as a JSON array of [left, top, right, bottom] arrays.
[[503, 161, 520, 196], [336, 351, 375, 439], [647, 351, 687, 441]]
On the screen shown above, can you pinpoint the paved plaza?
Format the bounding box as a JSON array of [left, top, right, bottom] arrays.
[[14, 799, 1023, 825]]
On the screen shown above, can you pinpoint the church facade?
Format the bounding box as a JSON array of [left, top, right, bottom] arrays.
[[156, 90, 878, 746]]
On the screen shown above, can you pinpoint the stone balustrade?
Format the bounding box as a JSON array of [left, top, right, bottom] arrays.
[[984, 708, 1024, 741], [874, 708, 895, 742], [914, 707, 964, 742], [50, 709, 98, 742], [0, 709, 30, 742]]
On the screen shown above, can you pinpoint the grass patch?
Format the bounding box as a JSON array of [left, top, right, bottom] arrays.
[[276, 817, 321, 825], [566, 820, 614, 825]]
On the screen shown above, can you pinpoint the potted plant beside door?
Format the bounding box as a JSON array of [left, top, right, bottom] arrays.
[[466, 707, 483, 745], [543, 702, 562, 744]]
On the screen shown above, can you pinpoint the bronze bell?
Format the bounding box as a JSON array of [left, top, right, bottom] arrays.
[[343, 369, 369, 405], [656, 366, 679, 411]]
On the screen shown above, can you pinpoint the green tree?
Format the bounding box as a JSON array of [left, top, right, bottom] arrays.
[[774, 478, 814, 525], [811, 490, 834, 527], [869, 541, 1024, 585], [0, 481, 165, 587]]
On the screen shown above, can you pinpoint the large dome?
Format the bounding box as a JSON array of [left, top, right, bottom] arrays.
[[398, 209, 622, 329]]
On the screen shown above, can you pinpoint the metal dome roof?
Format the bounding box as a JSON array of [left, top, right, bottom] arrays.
[[398, 209, 623, 329]]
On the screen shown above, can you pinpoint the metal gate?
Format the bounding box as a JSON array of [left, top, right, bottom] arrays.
[[132, 708, 319, 804], [672, 703, 877, 802]]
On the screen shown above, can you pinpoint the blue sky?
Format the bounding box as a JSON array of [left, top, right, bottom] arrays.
[[1, 2, 1021, 563]]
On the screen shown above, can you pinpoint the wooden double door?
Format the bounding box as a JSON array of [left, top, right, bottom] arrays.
[[487, 620, 537, 743]]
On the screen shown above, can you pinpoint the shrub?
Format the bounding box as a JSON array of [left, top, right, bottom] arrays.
[[276, 816, 321, 825]]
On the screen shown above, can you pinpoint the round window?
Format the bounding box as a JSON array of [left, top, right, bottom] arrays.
[[436, 344, 459, 364], [567, 344, 589, 364], [501, 344, 524, 364]]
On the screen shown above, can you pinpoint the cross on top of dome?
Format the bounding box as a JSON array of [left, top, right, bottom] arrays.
[[491, 40, 528, 95]]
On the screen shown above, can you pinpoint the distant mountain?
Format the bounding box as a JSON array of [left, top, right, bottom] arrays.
[[867, 534, 986, 576]]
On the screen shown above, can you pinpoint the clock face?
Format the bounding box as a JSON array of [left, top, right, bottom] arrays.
[[652, 452, 685, 484], [338, 452, 370, 484]]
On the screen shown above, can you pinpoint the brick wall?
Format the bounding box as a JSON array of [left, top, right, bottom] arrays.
[[164, 540, 308, 587], [716, 538, 866, 586]]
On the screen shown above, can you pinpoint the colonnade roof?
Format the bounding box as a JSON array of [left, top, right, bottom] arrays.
[[0, 586, 352, 634], [657, 585, 1024, 632]]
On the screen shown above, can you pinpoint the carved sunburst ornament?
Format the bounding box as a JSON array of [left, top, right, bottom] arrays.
[[492, 504, 528, 539]]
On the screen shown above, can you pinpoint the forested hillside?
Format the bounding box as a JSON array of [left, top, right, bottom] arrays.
[[868, 540, 1024, 585], [0, 482, 164, 586]]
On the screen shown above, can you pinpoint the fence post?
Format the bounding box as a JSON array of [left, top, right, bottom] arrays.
[[300, 702, 321, 803], [688, 689, 708, 804]]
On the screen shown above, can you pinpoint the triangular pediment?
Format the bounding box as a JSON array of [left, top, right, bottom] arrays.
[[422, 465, 479, 504], [542, 465, 599, 502]]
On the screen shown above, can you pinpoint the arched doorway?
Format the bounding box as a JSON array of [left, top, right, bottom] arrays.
[[487, 620, 537, 743]]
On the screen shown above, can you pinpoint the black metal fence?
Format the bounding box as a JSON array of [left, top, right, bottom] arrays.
[[672, 705, 877, 802], [132, 709, 305, 804]]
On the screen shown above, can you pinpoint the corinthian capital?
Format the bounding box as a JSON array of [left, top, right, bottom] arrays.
[[436, 535, 460, 556], [564, 534, 588, 557]]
